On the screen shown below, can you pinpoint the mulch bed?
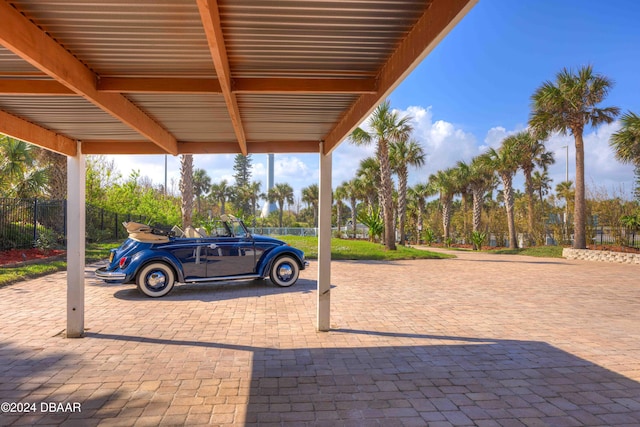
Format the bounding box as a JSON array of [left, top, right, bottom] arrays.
[[588, 244, 640, 254], [0, 248, 66, 267]]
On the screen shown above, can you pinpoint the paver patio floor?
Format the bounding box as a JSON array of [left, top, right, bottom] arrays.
[[1, 249, 639, 426]]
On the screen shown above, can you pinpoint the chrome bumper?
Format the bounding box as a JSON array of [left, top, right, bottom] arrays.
[[303, 260, 310, 269], [95, 266, 126, 281]]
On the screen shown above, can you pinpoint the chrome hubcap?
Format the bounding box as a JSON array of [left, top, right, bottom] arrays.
[[148, 271, 167, 288], [277, 264, 293, 281]]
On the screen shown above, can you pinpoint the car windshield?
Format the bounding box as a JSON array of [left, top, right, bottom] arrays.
[[226, 219, 249, 238]]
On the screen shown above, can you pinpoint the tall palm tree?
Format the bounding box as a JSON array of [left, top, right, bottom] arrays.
[[484, 136, 521, 249], [301, 184, 319, 227], [334, 183, 348, 236], [210, 179, 232, 215], [459, 156, 495, 239], [532, 169, 553, 238], [609, 111, 640, 200], [36, 148, 66, 199], [555, 180, 575, 243], [192, 168, 211, 217], [529, 65, 619, 248], [408, 182, 435, 243], [356, 157, 380, 212], [452, 161, 472, 238], [350, 100, 413, 250], [390, 139, 425, 245], [268, 183, 294, 228], [532, 170, 553, 206], [428, 168, 458, 241], [342, 178, 361, 238], [179, 154, 194, 227], [246, 181, 263, 218], [513, 131, 555, 245]]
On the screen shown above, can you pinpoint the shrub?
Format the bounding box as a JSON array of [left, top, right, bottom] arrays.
[[470, 230, 487, 251]]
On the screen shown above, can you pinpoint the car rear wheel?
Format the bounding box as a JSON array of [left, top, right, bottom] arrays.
[[269, 256, 299, 287], [136, 262, 175, 297]]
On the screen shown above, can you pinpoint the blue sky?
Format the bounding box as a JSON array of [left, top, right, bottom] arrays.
[[108, 0, 640, 204]]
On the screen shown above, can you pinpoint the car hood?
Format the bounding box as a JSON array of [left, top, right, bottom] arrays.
[[251, 234, 287, 245]]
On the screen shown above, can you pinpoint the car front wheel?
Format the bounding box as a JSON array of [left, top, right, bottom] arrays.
[[269, 256, 300, 287], [136, 262, 176, 297]]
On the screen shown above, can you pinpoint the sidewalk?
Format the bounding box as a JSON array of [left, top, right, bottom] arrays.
[[1, 252, 639, 425]]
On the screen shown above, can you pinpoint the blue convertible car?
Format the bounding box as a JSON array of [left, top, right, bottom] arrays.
[[95, 215, 308, 297]]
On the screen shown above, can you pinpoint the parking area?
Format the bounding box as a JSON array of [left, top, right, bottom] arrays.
[[1, 249, 639, 426]]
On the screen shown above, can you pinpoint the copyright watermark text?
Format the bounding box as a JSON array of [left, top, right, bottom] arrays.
[[1, 401, 81, 413]]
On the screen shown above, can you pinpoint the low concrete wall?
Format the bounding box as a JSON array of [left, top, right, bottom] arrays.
[[563, 248, 640, 264]]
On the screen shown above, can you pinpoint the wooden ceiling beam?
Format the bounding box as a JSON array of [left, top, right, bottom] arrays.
[[1, 76, 376, 95], [81, 140, 320, 155], [0, 1, 178, 155], [322, 0, 477, 154], [197, 0, 247, 155], [233, 78, 377, 94], [0, 109, 76, 156], [97, 77, 222, 93], [0, 79, 75, 95]]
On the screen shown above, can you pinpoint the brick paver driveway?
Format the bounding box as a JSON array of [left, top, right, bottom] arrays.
[[1, 249, 639, 426]]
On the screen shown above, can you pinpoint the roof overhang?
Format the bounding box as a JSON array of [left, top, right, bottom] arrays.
[[0, 0, 477, 157]]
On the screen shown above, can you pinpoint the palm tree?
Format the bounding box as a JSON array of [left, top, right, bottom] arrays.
[[390, 139, 425, 245], [532, 169, 553, 239], [350, 100, 413, 250], [268, 183, 294, 228], [192, 168, 211, 217], [555, 180, 574, 243], [529, 65, 619, 248], [428, 168, 458, 242], [609, 111, 640, 200], [408, 182, 435, 243], [210, 179, 232, 215], [356, 157, 381, 212], [484, 136, 521, 249], [532, 170, 553, 206], [513, 131, 555, 245], [246, 181, 264, 218], [459, 156, 495, 239], [36, 148, 66, 199], [342, 178, 361, 238], [301, 184, 319, 227], [334, 183, 348, 237], [0, 136, 49, 198], [179, 154, 194, 227], [452, 161, 472, 238]]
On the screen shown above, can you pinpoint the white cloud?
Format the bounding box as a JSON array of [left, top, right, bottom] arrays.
[[102, 111, 636, 201]]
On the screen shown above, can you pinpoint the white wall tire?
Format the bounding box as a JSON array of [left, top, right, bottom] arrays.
[[136, 262, 176, 297], [269, 256, 300, 287]]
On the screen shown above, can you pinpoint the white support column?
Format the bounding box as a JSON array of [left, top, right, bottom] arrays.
[[317, 144, 332, 331], [66, 142, 86, 338]]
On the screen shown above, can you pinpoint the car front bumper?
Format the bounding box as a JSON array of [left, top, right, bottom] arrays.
[[95, 266, 126, 281]]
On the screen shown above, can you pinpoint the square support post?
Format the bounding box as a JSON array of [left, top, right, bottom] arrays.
[[317, 144, 332, 331], [66, 142, 86, 338]]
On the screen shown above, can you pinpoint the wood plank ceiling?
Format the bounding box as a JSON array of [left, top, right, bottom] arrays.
[[0, 0, 476, 157]]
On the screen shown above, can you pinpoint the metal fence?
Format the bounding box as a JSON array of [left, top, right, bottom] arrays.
[[249, 227, 318, 237], [0, 198, 152, 250]]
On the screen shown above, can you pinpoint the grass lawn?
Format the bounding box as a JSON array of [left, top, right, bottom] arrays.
[[0, 242, 120, 288], [431, 245, 564, 258], [486, 246, 564, 258], [277, 236, 454, 260]]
